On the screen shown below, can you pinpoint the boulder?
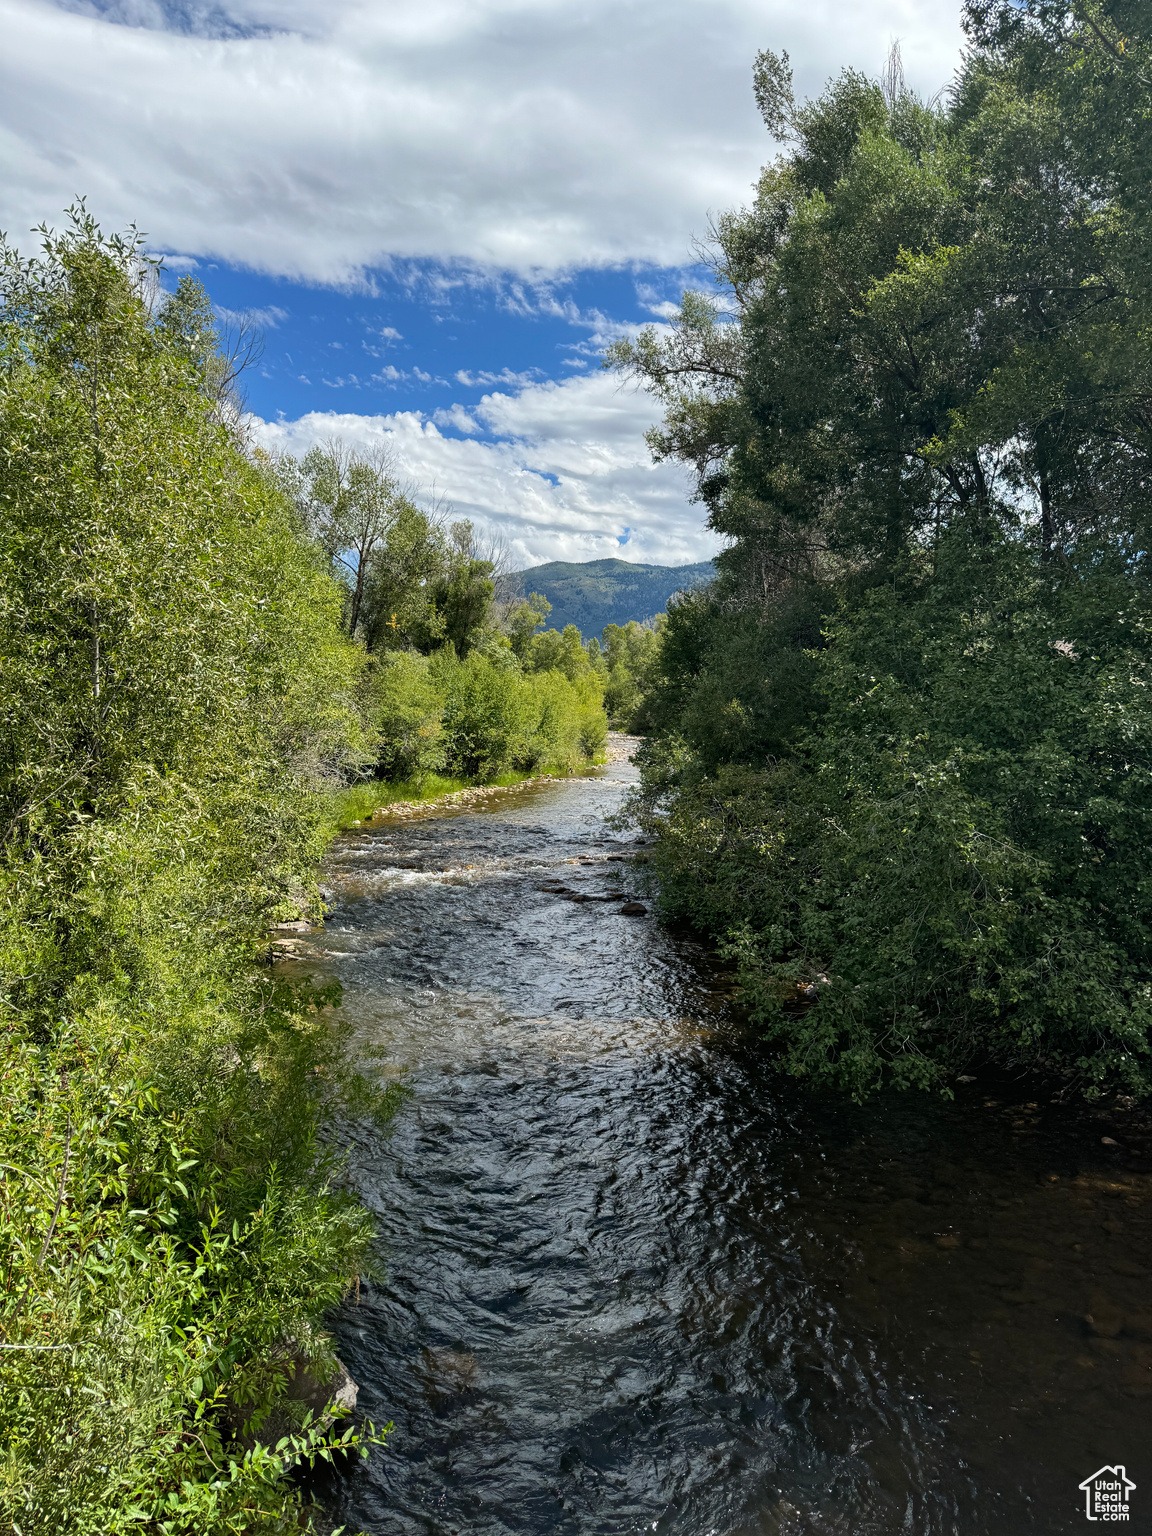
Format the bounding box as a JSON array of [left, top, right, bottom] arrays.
[[284, 1352, 359, 1420], [227, 1347, 359, 1450]]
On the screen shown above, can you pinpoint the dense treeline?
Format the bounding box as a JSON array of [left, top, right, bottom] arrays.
[[611, 1, 1152, 1099], [0, 212, 609, 1530], [264, 433, 613, 785]]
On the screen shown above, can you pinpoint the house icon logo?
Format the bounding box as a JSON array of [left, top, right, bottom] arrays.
[[1079, 1466, 1136, 1521]]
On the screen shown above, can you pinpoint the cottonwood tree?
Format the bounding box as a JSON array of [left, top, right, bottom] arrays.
[[607, 20, 1152, 1100], [280, 440, 419, 639]]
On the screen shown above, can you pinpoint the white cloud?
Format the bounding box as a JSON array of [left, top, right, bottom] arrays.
[[250, 370, 721, 568], [2, 0, 964, 281], [214, 302, 287, 327], [432, 403, 480, 434], [455, 366, 541, 388]]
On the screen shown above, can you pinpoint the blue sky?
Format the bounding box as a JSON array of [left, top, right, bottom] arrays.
[[3, 0, 965, 565], [195, 260, 690, 426]]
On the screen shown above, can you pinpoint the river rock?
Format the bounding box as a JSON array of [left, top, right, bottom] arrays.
[[420, 1346, 478, 1402], [1086, 1289, 1125, 1338], [284, 1351, 359, 1419], [1121, 1358, 1152, 1397], [620, 902, 647, 916], [1111, 1259, 1148, 1279], [227, 1347, 359, 1449]]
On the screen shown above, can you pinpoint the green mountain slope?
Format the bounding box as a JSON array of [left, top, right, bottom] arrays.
[[512, 558, 715, 637]]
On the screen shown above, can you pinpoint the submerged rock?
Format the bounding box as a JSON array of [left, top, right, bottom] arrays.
[[420, 1346, 478, 1404], [1086, 1290, 1125, 1338]]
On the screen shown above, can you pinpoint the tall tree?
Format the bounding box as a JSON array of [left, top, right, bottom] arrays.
[[278, 440, 418, 639], [607, 32, 1152, 1098]]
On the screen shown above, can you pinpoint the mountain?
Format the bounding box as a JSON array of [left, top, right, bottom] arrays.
[[510, 558, 715, 638]]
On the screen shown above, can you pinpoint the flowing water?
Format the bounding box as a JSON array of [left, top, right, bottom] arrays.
[[293, 744, 1152, 1535]]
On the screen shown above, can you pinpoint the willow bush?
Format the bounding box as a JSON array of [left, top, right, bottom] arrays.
[[0, 213, 397, 1532], [366, 632, 607, 787]]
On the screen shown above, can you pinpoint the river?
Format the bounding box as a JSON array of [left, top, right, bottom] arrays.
[[294, 741, 1152, 1535]]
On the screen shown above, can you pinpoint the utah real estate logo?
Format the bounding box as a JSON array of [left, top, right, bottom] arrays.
[[1079, 1466, 1136, 1522]]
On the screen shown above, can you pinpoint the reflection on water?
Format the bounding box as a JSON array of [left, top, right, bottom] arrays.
[[291, 747, 1152, 1535]]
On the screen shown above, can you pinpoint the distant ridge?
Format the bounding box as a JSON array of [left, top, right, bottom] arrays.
[[511, 557, 715, 638]]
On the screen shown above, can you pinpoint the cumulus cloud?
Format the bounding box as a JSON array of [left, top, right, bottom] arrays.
[[3, 0, 963, 281], [250, 370, 721, 568], [432, 403, 480, 434]]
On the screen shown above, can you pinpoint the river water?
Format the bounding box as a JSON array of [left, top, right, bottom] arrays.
[[298, 745, 1152, 1535]]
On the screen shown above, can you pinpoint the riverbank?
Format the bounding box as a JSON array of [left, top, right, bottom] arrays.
[[326, 733, 639, 831]]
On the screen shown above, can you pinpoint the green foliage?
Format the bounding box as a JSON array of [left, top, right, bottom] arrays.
[[364, 650, 447, 781], [612, 26, 1152, 1099], [425, 521, 497, 656], [600, 617, 666, 731], [504, 591, 552, 658], [431, 641, 605, 780], [0, 211, 393, 1531], [346, 616, 608, 789], [526, 622, 598, 682], [643, 542, 1152, 1098]]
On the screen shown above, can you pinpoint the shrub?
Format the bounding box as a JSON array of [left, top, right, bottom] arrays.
[[0, 213, 392, 1531], [635, 540, 1152, 1099], [366, 650, 447, 780]]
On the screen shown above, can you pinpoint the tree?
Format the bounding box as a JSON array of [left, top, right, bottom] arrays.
[[357, 494, 445, 652], [155, 273, 262, 431], [427, 520, 498, 655], [0, 210, 386, 1529], [277, 439, 418, 639], [607, 30, 1152, 1098]]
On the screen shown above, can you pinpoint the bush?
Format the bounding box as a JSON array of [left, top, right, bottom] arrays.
[[366, 650, 447, 780], [425, 642, 606, 781], [433, 649, 535, 778], [635, 539, 1152, 1099], [0, 213, 393, 1532]]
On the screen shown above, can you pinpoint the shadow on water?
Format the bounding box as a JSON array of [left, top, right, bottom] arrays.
[[287, 746, 1152, 1535]]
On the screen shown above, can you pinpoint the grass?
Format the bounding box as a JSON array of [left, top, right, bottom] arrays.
[[325, 763, 598, 834]]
